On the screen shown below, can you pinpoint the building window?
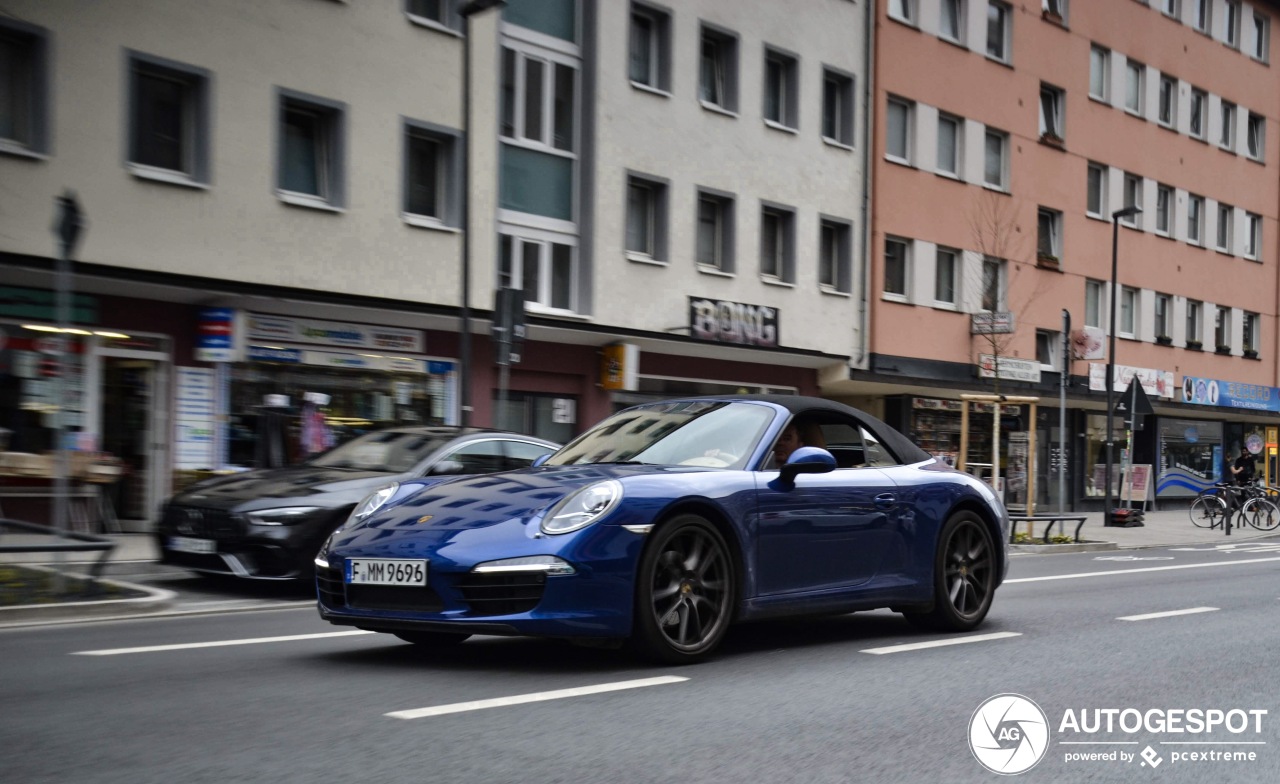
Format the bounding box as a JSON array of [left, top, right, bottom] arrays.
[[935, 247, 958, 305], [1187, 194, 1204, 245], [406, 0, 460, 31], [1039, 83, 1064, 141], [819, 218, 853, 293], [937, 113, 961, 176], [1037, 207, 1062, 261], [1225, 0, 1241, 49], [1085, 279, 1103, 328], [1043, 0, 1067, 22], [1119, 287, 1137, 337], [885, 97, 912, 163], [986, 1, 1011, 63], [1155, 184, 1172, 235], [1247, 112, 1265, 160], [1087, 162, 1107, 218], [1194, 0, 1211, 33], [629, 3, 672, 91], [1189, 88, 1207, 139], [1216, 203, 1233, 252], [981, 257, 1005, 312], [763, 48, 799, 130], [1220, 101, 1236, 151], [822, 67, 855, 146], [983, 128, 1008, 189], [1124, 60, 1144, 115], [1089, 45, 1109, 101], [127, 53, 210, 183], [500, 233, 577, 312], [696, 190, 735, 272], [940, 0, 965, 42], [1157, 74, 1176, 127], [884, 237, 909, 298], [1215, 306, 1230, 350], [1122, 173, 1142, 225], [0, 20, 49, 155], [1036, 329, 1060, 370], [1244, 312, 1260, 353], [500, 47, 577, 152], [1161, 1, 1180, 18], [1245, 212, 1262, 260], [277, 89, 345, 207], [759, 204, 795, 282], [625, 173, 668, 262], [1155, 293, 1171, 340], [889, 0, 915, 25], [404, 121, 461, 227], [1187, 300, 1203, 344], [699, 24, 739, 112], [1253, 12, 1270, 62]]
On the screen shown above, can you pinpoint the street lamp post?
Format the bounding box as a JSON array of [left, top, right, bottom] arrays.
[[458, 0, 507, 428], [1104, 205, 1142, 525]]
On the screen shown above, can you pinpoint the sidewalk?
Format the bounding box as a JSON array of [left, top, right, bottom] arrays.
[[2, 510, 1277, 626]]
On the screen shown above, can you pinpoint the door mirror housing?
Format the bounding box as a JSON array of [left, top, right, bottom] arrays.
[[428, 460, 466, 476], [778, 446, 837, 484]]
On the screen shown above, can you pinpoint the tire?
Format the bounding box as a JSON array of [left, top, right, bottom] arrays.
[[629, 514, 736, 665], [1189, 494, 1226, 528], [903, 511, 996, 632], [393, 631, 471, 646], [1241, 497, 1280, 531]]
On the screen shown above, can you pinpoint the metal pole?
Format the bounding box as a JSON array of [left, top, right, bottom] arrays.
[[1060, 309, 1069, 513], [1105, 216, 1119, 526], [458, 12, 474, 428]]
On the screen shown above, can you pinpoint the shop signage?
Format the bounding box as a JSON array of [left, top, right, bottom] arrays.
[[1180, 375, 1280, 412], [196, 307, 235, 362], [427, 361, 455, 375], [970, 312, 1014, 334], [600, 342, 639, 391], [688, 297, 779, 348], [246, 313, 424, 353], [977, 354, 1041, 383], [174, 367, 216, 470], [912, 396, 1020, 416], [1088, 363, 1175, 398], [1071, 326, 1105, 360], [303, 350, 427, 374], [247, 345, 302, 363], [0, 286, 97, 324]]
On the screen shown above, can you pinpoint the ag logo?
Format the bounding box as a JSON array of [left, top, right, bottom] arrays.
[[969, 693, 1050, 775]]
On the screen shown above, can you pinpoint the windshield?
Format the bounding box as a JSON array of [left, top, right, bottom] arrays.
[[307, 430, 449, 473], [544, 401, 776, 469]]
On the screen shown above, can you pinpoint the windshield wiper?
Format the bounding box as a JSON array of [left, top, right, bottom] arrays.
[[592, 460, 649, 465]]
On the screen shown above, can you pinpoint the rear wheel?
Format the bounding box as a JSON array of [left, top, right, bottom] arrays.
[[629, 515, 735, 665], [1241, 497, 1280, 531], [1189, 494, 1226, 528], [903, 511, 996, 632], [393, 631, 471, 646]]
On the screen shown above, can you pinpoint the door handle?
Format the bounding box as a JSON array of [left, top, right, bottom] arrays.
[[874, 493, 896, 509]]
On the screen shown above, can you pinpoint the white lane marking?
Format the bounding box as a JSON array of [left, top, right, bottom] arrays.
[[72, 630, 374, 655], [386, 676, 689, 720], [860, 631, 1021, 655], [1117, 607, 1219, 622], [1006, 556, 1280, 584]]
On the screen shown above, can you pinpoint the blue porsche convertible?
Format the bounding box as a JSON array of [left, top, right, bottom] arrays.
[[316, 395, 1010, 663]]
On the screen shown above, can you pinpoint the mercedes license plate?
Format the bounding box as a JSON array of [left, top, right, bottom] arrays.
[[169, 536, 216, 554], [345, 558, 427, 586]]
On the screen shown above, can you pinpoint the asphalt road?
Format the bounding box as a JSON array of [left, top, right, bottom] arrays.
[[3, 542, 1279, 784]]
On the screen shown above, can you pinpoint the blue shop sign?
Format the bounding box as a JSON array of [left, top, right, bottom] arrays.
[[247, 345, 302, 363], [1181, 375, 1280, 412]]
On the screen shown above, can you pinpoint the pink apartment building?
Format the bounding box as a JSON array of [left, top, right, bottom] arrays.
[[865, 0, 1280, 512]]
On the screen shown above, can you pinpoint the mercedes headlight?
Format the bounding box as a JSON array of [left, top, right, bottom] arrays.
[[540, 480, 622, 535], [341, 483, 399, 531], [245, 507, 322, 526]]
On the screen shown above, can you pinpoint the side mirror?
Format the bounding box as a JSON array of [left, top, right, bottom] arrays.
[[428, 460, 466, 476], [778, 446, 837, 485], [532, 454, 550, 467]]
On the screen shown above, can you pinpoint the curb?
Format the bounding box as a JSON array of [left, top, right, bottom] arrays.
[[0, 570, 176, 625], [1010, 541, 1120, 554]]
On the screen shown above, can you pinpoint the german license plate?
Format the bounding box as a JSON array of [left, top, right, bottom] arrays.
[[345, 558, 427, 586], [169, 536, 216, 554]]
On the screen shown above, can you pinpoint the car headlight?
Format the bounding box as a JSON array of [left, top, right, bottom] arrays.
[[540, 480, 622, 535], [472, 556, 576, 575], [245, 506, 322, 526], [341, 483, 399, 531]]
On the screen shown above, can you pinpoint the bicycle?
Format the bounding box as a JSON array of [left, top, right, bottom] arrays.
[[1188, 481, 1280, 531]]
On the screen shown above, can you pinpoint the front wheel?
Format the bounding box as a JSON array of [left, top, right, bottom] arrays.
[[903, 511, 996, 632], [629, 515, 735, 665], [1189, 494, 1226, 528], [1240, 497, 1280, 531]]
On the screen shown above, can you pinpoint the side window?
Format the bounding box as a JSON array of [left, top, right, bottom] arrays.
[[860, 426, 899, 467], [504, 440, 555, 470], [817, 423, 865, 469], [440, 440, 507, 474]]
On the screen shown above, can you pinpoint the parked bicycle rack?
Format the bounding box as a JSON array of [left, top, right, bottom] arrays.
[[1009, 515, 1089, 544]]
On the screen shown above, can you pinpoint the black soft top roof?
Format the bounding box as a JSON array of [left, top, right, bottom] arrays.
[[681, 394, 933, 465]]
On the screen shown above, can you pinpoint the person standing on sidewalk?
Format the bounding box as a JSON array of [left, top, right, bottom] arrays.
[[1230, 447, 1257, 487]]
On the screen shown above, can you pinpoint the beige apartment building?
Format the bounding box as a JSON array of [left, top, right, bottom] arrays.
[[862, 0, 1280, 511]]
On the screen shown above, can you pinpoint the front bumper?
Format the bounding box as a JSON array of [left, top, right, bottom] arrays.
[[157, 505, 344, 580]]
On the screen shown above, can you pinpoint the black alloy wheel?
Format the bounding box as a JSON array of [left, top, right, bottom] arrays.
[[904, 511, 996, 631], [630, 515, 735, 664]]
